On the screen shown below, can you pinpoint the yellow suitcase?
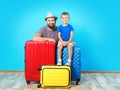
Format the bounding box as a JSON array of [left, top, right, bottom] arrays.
[[37, 65, 71, 88]]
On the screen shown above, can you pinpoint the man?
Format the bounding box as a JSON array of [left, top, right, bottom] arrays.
[[33, 12, 58, 43]]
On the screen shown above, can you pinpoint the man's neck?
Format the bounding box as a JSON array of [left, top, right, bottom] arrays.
[[47, 26, 56, 31]]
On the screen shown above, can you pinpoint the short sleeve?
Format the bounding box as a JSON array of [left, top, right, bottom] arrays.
[[57, 26, 61, 32], [37, 27, 44, 37], [70, 25, 74, 31]]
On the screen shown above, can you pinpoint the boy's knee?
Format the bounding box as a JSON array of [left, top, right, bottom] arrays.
[[68, 45, 73, 50], [58, 44, 63, 49]]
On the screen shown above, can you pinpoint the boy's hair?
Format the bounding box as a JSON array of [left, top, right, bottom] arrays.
[[61, 12, 70, 18]]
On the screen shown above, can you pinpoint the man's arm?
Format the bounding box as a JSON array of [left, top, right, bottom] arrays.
[[33, 33, 55, 42]]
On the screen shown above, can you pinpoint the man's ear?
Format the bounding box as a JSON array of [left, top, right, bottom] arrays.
[[45, 18, 47, 21]]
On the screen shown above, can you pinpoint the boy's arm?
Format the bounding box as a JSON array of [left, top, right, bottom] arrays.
[[68, 31, 73, 43], [58, 32, 67, 46], [58, 32, 64, 43]]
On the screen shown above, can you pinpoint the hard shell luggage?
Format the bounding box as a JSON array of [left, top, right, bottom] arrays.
[[24, 40, 55, 84], [57, 46, 81, 85], [38, 65, 71, 88]]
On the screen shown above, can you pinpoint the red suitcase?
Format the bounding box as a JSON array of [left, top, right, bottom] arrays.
[[24, 40, 55, 84]]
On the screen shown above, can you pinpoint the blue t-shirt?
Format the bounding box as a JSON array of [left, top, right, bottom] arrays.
[[58, 24, 74, 41]]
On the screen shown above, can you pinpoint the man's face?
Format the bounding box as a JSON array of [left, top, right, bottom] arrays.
[[46, 17, 56, 28]]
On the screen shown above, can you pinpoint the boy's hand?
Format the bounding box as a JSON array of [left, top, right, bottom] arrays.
[[61, 41, 67, 46], [66, 41, 70, 45]]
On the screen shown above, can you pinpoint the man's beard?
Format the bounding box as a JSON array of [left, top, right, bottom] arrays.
[[47, 24, 56, 31]]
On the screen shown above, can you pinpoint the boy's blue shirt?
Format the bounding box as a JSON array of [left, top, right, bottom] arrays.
[[58, 24, 74, 41]]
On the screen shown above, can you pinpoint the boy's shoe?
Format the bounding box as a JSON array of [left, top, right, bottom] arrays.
[[57, 61, 62, 65], [65, 62, 71, 66]]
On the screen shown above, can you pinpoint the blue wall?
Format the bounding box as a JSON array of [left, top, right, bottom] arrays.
[[0, 0, 120, 71]]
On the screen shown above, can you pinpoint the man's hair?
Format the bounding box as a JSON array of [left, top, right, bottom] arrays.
[[61, 12, 70, 18]]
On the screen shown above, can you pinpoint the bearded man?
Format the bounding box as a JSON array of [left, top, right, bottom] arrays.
[[33, 12, 58, 43]]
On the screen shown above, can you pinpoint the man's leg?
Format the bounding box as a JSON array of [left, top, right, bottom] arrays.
[[57, 44, 63, 65]]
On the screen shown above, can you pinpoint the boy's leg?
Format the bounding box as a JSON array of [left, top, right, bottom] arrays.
[[66, 43, 73, 66], [57, 44, 63, 65]]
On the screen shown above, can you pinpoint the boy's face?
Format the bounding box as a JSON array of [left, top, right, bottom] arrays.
[[61, 15, 69, 24]]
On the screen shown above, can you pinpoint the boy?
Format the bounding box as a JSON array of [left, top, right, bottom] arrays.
[[57, 12, 74, 66]]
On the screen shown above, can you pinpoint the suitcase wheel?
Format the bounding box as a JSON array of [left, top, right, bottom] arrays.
[[76, 79, 80, 85], [37, 81, 40, 84], [38, 67, 42, 71], [37, 84, 41, 88], [26, 81, 30, 84]]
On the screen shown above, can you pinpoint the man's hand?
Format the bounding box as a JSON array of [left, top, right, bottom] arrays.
[[48, 38, 56, 42]]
